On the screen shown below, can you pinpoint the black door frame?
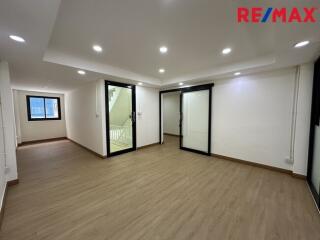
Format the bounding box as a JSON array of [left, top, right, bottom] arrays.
[[307, 57, 320, 209], [105, 80, 136, 157], [159, 88, 182, 144], [159, 83, 214, 156]]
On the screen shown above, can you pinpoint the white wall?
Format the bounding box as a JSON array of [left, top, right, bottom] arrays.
[[13, 90, 21, 145], [212, 68, 295, 170], [163, 92, 180, 135], [0, 90, 6, 212], [0, 61, 18, 213], [136, 86, 159, 147], [211, 66, 313, 174], [65, 82, 159, 156], [0, 61, 18, 185], [65, 66, 313, 175], [13, 90, 66, 143], [65, 80, 106, 156], [293, 64, 314, 175]]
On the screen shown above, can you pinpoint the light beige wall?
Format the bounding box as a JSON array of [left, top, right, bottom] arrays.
[[65, 82, 159, 156], [293, 63, 314, 175], [14, 90, 66, 142], [65, 80, 106, 156], [212, 68, 295, 171], [0, 97, 6, 210], [0, 61, 18, 186], [163, 92, 180, 135], [211, 66, 314, 175]]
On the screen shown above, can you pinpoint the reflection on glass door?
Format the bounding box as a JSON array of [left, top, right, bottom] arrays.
[[308, 57, 320, 209], [106, 81, 136, 156], [311, 125, 320, 196], [180, 84, 213, 155]]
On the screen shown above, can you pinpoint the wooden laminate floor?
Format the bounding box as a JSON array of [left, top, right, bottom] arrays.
[[1, 136, 320, 240]]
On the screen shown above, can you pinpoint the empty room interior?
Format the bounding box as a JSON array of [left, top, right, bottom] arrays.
[[1, 1, 320, 239]]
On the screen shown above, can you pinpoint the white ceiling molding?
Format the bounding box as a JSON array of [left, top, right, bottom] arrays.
[[43, 49, 162, 86], [162, 55, 276, 85]]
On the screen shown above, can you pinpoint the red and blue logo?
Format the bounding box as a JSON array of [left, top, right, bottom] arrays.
[[237, 7, 319, 23]]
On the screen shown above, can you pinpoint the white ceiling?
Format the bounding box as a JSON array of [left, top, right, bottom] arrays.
[[1, 0, 320, 92]]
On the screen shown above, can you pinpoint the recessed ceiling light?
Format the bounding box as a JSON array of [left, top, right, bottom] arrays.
[[138, 82, 143, 85], [160, 46, 168, 54], [222, 47, 232, 55], [9, 35, 25, 43], [77, 70, 86, 75], [159, 68, 165, 73], [234, 72, 241, 76], [294, 40, 310, 48], [93, 45, 103, 52], [179, 82, 184, 86]]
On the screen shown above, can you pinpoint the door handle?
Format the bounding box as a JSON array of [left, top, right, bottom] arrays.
[[131, 112, 136, 122]]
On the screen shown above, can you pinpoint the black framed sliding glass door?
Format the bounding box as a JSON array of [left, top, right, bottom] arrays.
[[307, 57, 320, 209], [180, 84, 213, 155], [105, 81, 136, 157]]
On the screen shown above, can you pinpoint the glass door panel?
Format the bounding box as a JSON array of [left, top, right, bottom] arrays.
[[180, 85, 212, 155], [311, 125, 320, 195], [106, 81, 136, 156], [308, 57, 320, 209]]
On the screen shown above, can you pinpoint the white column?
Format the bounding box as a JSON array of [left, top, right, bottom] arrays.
[[0, 61, 18, 181], [293, 63, 314, 176]]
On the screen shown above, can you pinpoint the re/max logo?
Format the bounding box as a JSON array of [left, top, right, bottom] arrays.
[[237, 7, 318, 23]]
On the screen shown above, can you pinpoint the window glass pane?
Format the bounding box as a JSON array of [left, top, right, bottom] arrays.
[[30, 97, 45, 119], [45, 98, 59, 118]]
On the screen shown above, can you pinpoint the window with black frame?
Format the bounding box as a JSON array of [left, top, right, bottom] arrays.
[[26, 96, 61, 121]]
